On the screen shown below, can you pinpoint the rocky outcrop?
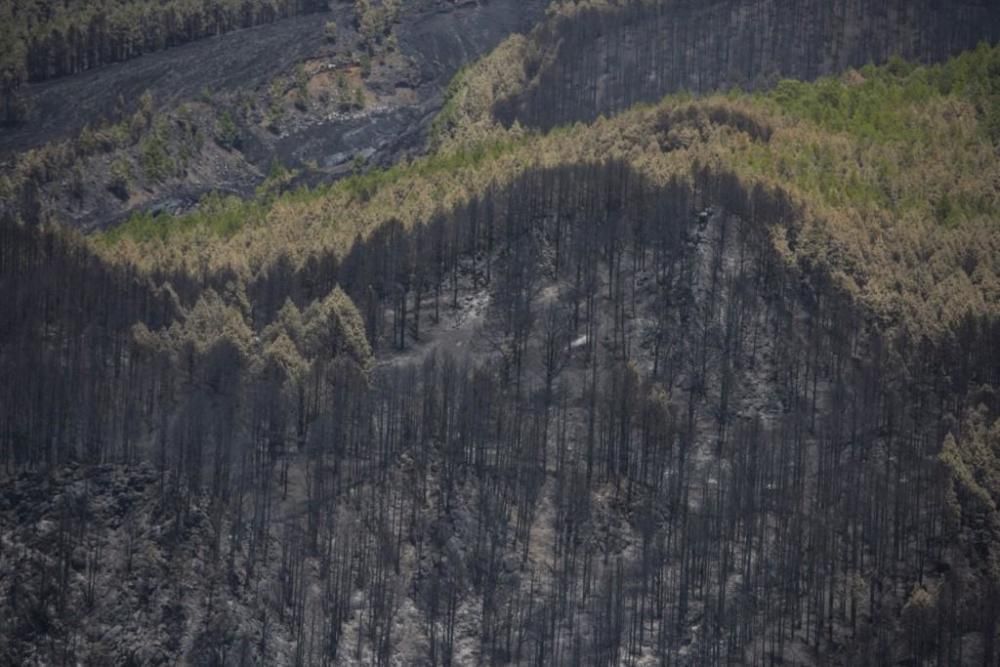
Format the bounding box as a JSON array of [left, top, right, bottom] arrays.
[[495, 0, 1000, 130]]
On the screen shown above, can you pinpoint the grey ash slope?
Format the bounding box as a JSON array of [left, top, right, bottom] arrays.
[[265, 0, 551, 178], [0, 0, 547, 158], [0, 0, 548, 230], [0, 13, 336, 157]]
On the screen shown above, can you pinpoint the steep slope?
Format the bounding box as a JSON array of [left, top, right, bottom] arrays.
[[102, 43, 1000, 340], [2, 46, 1000, 665], [0, 0, 328, 83], [0, 0, 549, 231], [0, 0, 329, 125], [485, 0, 1000, 131], [0, 12, 338, 156]]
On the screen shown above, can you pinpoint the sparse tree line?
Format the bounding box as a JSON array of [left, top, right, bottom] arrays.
[[352, 0, 402, 52], [1, 157, 999, 663], [0, 87, 244, 239], [491, 0, 1000, 131], [0, 0, 329, 125]]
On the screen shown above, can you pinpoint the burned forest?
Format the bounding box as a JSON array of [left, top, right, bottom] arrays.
[[2, 1, 1000, 665]]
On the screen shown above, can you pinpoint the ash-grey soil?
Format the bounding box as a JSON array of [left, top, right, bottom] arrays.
[[0, 1, 545, 158], [265, 0, 551, 177], [0, 0, 548, 230], [0, 13, 336, 157]]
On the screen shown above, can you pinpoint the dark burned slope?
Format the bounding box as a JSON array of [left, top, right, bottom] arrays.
[[491, 0, 1000, 130], [0, 0, 548, 231], [0, 0, 547, 158], [261, 0, 552, 179], [0, 13, 336, 156], [1, 4, 1000, 666], [3, 150, 999, 664]]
